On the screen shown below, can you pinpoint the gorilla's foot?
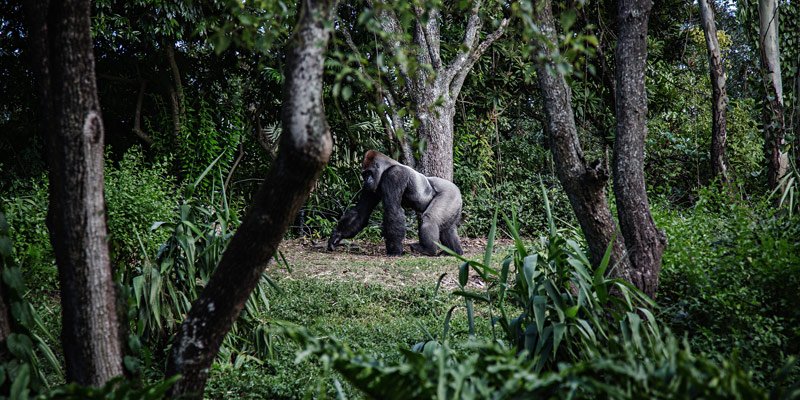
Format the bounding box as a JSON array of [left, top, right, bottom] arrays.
[[410, 242, 438, 256]]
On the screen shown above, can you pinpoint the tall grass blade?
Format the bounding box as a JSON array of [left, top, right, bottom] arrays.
[[484, 208, 498, 268]]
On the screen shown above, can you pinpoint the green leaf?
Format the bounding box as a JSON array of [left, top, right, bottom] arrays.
[[342, 85, 353, 101], [533, 295, 547, 335], [565, 305, 579, 319], [543, 280, 566, 321], [561, 9, 577, 31], [7, 333, 34, 361], [523, 254, 538, 297], [133, 275, 144, 307], [553, 322, 566, 357], [452, 290, 489, 303], [458, 262, 469, 288], [10, 364, 31, 400], [484, 208, 498, 268]]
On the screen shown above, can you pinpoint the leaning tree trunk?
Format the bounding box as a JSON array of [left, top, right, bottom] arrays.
[[758, 0, 789, 190], [531, 0, 630, 276], [699, 0, 731, 186], [612, 0, 667, 299], [370, 0, 508, 180], [165, 0, 337, 397], [23, 0, 124, 386]]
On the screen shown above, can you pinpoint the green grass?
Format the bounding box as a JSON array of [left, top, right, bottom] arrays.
[[205, 250, 493, 399]]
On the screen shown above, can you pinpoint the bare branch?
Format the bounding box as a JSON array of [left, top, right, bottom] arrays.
[[449, 17, 509, 100]]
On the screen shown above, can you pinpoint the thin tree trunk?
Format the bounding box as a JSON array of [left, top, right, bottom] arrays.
[[23, 0, 124, 386], [699, 0, 730, 186], [132, 79, 154, 145], [758, 0, 788, 190], [165, 0, 337, 397], [369, 0, 508, 180], [532, 0, 630, 276], [613, 0, 667, 299]]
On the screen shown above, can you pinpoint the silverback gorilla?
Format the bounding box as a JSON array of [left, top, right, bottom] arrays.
[[327, 150, 464, 256]]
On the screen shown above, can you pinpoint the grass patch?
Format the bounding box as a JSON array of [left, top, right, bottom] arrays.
[[206, 245, 495, 399]]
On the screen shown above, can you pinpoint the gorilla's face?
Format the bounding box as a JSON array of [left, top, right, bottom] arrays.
[[362, 169, 378, 192]]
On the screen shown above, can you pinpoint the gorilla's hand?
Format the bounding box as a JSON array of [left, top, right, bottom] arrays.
[[327, 231, 342, 251]]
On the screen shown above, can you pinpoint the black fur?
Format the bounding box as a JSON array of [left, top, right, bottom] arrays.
[[328, 151, 463, 256]]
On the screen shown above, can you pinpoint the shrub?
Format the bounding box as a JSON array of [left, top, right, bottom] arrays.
[[104, 147, 179, 264], [656, 186, 800, 387], [0, 177, 55, 290]]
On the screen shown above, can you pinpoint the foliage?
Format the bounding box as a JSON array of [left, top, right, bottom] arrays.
[[656, 186, 800, 387], [447, 181, 658, 369], [456, 131, 574, 238], [0, 178, 55, 293], [42, 375, 179, 400], [773, 162, 800, 218], [646, 32, 765, 204], [283, 325, 783, 400], [0, 210, 63, 397], [278, 188, 787, 399], [126, 159, 280, 368], [104, 147, 179, 264]]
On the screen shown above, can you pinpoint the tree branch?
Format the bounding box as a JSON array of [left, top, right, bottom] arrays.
[[413, 6, 441, 70], [132, 79, 154, 145], [342, 26, 414, 166], [448, 17, 509, 101]]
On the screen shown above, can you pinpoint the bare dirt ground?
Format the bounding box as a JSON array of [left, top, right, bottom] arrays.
[[265, 237, 517, 291]]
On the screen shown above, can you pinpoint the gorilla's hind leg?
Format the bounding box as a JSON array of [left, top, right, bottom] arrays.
[[411, 213, 441, 256], [439, 224, 463, 255]]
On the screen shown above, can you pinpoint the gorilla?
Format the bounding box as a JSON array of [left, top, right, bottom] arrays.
[[327, 150, 464, 256]]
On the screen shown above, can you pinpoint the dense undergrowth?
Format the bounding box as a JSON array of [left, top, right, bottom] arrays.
[[1, 146, 799, 398]]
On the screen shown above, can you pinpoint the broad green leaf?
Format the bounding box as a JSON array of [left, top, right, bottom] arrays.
[[565, 305, 579, 319], [458, 262, 469, 288], [553, 322, 566, 358], [7, 333, 34, 361], [533, 295, 547, 334], [523, 255, 538, 297]]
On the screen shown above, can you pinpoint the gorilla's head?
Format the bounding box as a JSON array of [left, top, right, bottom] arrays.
[[361, 150, 396, 192]]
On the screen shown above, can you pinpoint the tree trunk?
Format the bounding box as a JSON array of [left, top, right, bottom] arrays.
[[758, 0, 788, 190], [369, 0, 508, 180], [531, 0, 630, 276], [417, 95, 456, 180], [165, 0, 337, 397], [23, 0, 124, 386], [166, 42, 186, 142], [613, 0, 667, 299], [698, 0, 730, 186]]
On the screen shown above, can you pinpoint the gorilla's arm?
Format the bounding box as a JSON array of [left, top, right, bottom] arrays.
[[327, 189, 380, 250]]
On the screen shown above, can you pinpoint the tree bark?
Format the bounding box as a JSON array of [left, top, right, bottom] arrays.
[[613, 0, 666, 299], [758, 0, 789, 190], [531, 0, 630, 276], [132, 79, 154, 145], [698, 0, 730, 186], [23, 0, 124, 386], [164, 42, 186, 145], [369, 0, 508, 180], [165, 0, 337, 397]]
